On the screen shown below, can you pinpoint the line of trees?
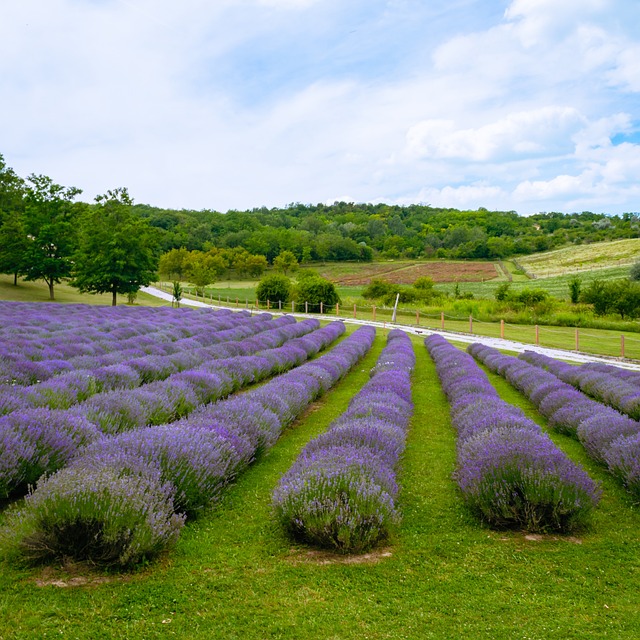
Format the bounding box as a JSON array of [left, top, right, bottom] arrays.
[[134, 201, 640, 261], [0, 155, 159, 304]]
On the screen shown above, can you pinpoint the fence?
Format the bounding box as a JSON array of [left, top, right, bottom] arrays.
[[159, 283, 640, 360]]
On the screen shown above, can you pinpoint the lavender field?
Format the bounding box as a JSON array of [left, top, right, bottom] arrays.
[[0, 300, 639, 639]]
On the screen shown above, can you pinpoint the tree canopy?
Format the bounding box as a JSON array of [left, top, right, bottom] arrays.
[[71, 188, 160, 305]]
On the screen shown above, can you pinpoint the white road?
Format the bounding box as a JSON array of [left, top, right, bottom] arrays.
[[141, 286, 640, 371]]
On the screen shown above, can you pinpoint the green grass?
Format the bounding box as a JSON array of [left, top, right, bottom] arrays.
[[0, 275, 170, 307], [1, 335, 639, 638], [517, 238, 640, 277]]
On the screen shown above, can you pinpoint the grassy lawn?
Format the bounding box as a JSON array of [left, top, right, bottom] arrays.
[[1, 334, 639, 638], [0, 275, 170, 307]]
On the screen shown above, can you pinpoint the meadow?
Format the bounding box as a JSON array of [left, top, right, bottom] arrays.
[[0, 301, 639, 639]]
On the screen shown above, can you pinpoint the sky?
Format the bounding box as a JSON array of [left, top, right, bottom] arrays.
[[1, 0, 640, 215]]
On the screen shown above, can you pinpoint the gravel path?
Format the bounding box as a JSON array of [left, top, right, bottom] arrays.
[[142, 286, 640, 371]]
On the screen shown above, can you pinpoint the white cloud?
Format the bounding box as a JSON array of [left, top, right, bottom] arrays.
[[405, 107, 586, 162], [1, 0, 639, 214]]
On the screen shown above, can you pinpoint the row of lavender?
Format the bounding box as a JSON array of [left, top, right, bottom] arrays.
[[0, 319, 340, 500], [2, 307, 267, 385], [1, 314, 300, 413], [0, 326, 376, 567], [426, 335, 600, 532], [519, 351, 640, 420], [273, 329, 415, 553], [470, 344, 640, 499]]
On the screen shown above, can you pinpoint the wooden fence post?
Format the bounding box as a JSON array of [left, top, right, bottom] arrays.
[[320, 302, 323, 314], [353, 304, 357, 318], [416, 310, 420, 325], [469, 315, 473, 334], [621, 335, 625, 358], [500, 319, 504, 339], [535, 325, 539, 345], [305, 301, 308, 314], [372, 305, 376, 322], [575, 328, 580, 351], [336, 303, 339, 316], [441, 311, 444, 330]]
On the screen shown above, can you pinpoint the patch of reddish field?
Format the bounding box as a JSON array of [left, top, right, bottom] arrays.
[[330, 262, 499, 285]]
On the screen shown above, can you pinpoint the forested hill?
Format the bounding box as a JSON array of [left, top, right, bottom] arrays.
[[133, 202, 640, 262]]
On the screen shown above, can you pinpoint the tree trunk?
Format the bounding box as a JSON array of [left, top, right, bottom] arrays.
[[13, 272, 17, 286], [112, 288, 117, 306], [47, 279, 55, 300]]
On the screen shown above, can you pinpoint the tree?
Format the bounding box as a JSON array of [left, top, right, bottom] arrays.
[[568, 276, 581, 304], [183, 250, 227, 295], [581, 279, 618, 316], [158, 247, 190, 281], [172, 281, 183, 308], [0, 154, 25, 224], [0, 214, 28, 285], [256, 274, 292, 304], [610, 280, 640, 319], [22, 174, 82, 300], [495, 282, 511, 301], [71, 188, 160, 306], [630, 261, 640, 282], [273, 250, 298, 275]]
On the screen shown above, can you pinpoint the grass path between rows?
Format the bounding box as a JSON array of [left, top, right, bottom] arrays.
[[1, 336, 639, 638]]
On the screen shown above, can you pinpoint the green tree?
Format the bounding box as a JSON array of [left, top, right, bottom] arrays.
[[630, 261, 640, 281], [172, 281, 183, 308], [495, 282, 511, 301], [183, 250, 227, 295], [568, 275, 581, 304], [256, 274, 292, 304], [0, 154, 25, 224], [273, 249, 299, 275], [71, 188, 160, 306], [0, 214, 28, 285], [582, 279, 617, 316], [21, 174, 82, 300], [610, 280, 640, 319], [158, 247, 190, 281]]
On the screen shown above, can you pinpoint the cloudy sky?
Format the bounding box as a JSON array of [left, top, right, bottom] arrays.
[[2, 0, 639, 215]]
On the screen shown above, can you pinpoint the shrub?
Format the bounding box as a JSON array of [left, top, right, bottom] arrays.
[[1, 457, 184, 567], [456, 427, 601, 532], [0, 409, 100, 499], [256, 274, 292, 304], [295, 275, 340, 311], [362, 279, 393, 300], [273, 446, 399, 553]]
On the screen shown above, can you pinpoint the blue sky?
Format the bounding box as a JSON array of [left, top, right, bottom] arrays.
[[1, 0, 639, 215]]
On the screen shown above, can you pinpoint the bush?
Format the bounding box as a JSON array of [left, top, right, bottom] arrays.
[[1, 457, 184, 567], [362, 278, 393, 300], [456, 426, 600, 532], [272, 447, 399, 553], [413, 276, 435, 292], [295, 275, 340, 311], [256, 274, 292, 304]]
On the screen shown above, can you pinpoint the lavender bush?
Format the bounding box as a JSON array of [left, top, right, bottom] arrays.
[[0, 409, 100, 499], [273, 329, 414, 553], [427, 335, 600, 532], [0, 454, 184, 567], [471, 343, 640, 495]]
